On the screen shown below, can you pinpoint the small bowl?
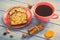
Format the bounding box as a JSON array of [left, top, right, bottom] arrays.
[[3, 6, 32, 28]]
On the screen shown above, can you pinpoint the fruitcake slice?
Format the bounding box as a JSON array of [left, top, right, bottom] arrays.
[[9, 7, 28, 25]]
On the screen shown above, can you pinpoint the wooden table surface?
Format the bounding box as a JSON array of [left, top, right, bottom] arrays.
[[0, 0, 60, 40]]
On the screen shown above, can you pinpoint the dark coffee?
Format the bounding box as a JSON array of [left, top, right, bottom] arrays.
[[35, 5, 53, 16]]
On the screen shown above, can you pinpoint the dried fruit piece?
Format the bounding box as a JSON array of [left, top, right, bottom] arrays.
[[6, 28, 10, 33], [28, 3, 33, 9], [22, 33, 28, 38], [9, 35, 13, 38], [3, 32, 7, 36], [44, 30, 54, 38]]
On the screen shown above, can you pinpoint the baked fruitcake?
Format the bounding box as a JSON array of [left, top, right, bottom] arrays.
[[9, 7, 28, 25]]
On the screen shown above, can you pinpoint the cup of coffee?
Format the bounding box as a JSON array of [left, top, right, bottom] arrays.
[[33, 2, 58, 21]]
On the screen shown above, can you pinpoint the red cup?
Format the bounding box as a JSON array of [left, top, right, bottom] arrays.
[[33, 2, 58, 21], [3, 6, 32, 28]]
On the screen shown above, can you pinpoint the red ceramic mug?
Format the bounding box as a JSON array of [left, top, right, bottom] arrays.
[[33, 2, 58, 21]]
